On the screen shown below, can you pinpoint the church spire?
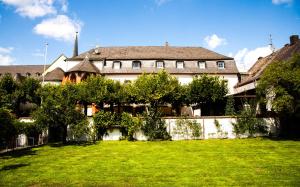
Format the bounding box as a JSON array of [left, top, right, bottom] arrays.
[[73, 32, 78, 57]]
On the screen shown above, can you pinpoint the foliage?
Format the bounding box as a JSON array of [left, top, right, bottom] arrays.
[[174, 118, 202, 139], [132, 70, 180, 106], [188, 75, 228, 115], [120, 112, 142, 141], [257, 54, 300, 137], [213, 119, 228, 138], [232, 107, 268, 137], [93, 111, 118, 140], [33, 84, 86, 143], [142, 107, 171, 140], [225, 95, 236, 116], [0, 108, 18, 145], [0, 74, 18, 111]]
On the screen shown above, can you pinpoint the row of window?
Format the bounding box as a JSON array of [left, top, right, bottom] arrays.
[[0, 72, 41, 77], [110, 61, 225, 69]]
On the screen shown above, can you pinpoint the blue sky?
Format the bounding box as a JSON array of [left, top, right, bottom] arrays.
[[0, 0, 299, 71]]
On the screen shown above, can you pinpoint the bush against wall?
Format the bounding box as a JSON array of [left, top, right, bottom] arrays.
[[232, 107, 268, 137], [120, 112, 142, 141], [174, 118, 202, 140], [142, 107, 171, 141]]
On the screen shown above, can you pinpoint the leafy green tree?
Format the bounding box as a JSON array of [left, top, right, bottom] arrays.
[[188, 75, 228, 115], [33, 84, 87, 143], [257, 54, 300, 137], [0, 108, 18, 148], [0, 74, 18, 112], [225, 95, 236, 116], [131, 70, 179, 140]]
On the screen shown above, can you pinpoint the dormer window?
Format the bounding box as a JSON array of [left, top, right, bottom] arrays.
[[198, 61, 206, 69], [217, 61, 225, 69], [156, 61, 164, 69], [176, 61, 184, 69], [132, 61, 141, 69], [36, 72, 41, 76], [113, 61, 121, 69]]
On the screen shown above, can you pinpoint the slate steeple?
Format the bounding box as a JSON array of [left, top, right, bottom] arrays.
[[73, 32, 78, 57]]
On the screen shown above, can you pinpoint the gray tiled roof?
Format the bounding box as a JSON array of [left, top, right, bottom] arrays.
[[68, 46, 233, 61], [44, 67, 65, 81], [0, 65, 48, 78]]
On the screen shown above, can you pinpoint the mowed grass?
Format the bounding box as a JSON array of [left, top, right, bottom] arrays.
[[1, 138, 300, 186]]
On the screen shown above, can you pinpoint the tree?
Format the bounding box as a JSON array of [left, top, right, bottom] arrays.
[[33, 84, 87, 143], [188, 75, 228, 115], [257, 54, 300, 137], [0, 74, 18, 112], [225, 95, 236, 116], [131, 70, 178, 140], [0, 108, 18, 148]]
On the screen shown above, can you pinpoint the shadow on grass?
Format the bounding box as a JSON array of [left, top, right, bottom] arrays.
[[0, 148, 38, 159], [48, 141, 96, 148], [0, 163, 30, 171], [262, 136, 300, 141]]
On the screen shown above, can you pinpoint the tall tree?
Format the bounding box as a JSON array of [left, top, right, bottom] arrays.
[[257, 54, 300, 137], [188, 75, 228, 115]]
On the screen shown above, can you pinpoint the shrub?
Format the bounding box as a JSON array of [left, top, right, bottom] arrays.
[[142, 107, 171, 141], [120, 112, 142, 141], [175, 118, 202, 139], [93, 111, 119, 140], [232, 107, 268, 137]]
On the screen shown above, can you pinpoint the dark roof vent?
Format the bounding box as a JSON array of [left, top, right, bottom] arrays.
[[290, 35, 299, 45]]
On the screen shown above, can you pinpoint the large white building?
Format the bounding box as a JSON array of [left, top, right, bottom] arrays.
[[42, 34, 240, 95]]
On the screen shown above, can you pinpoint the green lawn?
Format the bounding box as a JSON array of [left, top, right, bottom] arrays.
[[1, 138, 300, 186]]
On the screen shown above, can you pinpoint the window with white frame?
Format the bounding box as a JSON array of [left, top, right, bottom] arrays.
[[156, 61, 164, 68], [217, 61, 225, 69], [132, 61, 141, 69], [198, 61, 206, 69], [113, 61, 121, 69], [176, 61, 184, 69]]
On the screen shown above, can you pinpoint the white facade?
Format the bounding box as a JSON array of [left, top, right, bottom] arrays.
[[45, 58, 239, 94]]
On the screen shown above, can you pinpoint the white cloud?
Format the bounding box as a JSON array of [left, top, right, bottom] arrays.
[[204, 34, 227, 49], [233, 46, 273, 72], [33, 15, 82, 42], [272, 0, 293, 5], [155, 0, 172, 6], [0, 46, 15, 65], [1, 0, 57, 19], [0, 47, 14, 53]]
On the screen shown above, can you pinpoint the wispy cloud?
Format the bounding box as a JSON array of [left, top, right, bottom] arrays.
[[0, 46, 15, 65], [1, 0, 57, 19], [234, 45, 273, 72], [272, 0, 293, 5], [33, 15, 82, 42], [204, 34, 227, 49], [155, 0, 172, 6]]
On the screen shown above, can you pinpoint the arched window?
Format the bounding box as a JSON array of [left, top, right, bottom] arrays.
[[156, 61, 164, 69], [176, 61, 184, 69], [113, 61, 122, 69], [132, 61, 141, 69], [70, 73, 76, 83], [26, 72, 31, 77]]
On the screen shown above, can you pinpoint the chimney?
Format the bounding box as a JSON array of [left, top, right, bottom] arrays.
[[290, 35, 299, 45], [72, 32, 78, 57], [165, 41, 169, 47]]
